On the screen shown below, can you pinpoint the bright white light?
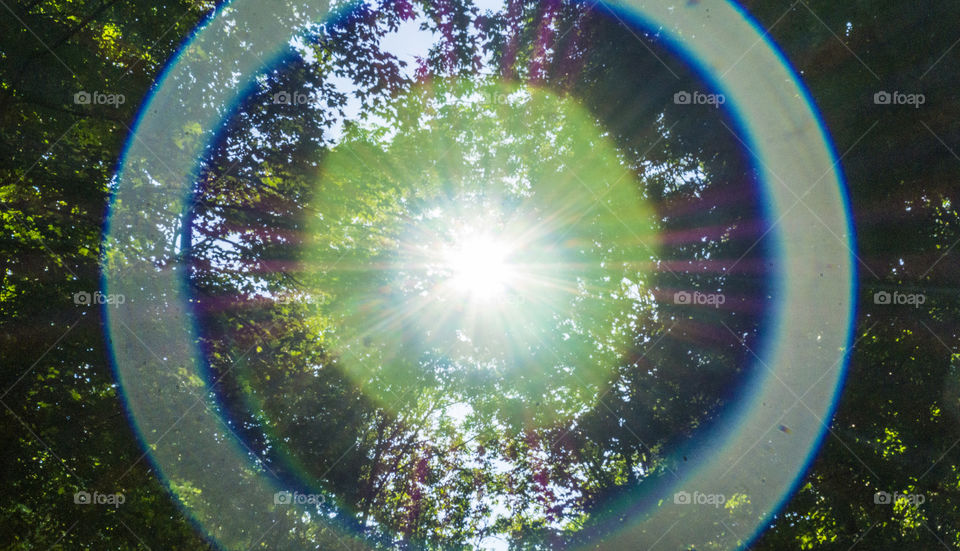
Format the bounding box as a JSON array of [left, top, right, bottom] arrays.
[[443, 235, 516, 301]]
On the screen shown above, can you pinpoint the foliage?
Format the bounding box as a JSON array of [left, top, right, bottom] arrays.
[[1, 0, 958, 549]]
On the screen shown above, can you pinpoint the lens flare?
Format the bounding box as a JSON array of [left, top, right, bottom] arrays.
[[104, 0, 854, 549]]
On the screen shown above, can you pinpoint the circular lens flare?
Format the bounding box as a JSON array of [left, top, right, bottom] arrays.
[[104, 1, 854, 549]]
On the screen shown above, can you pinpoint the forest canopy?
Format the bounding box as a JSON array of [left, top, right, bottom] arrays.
[[1, 0, 958, 550]]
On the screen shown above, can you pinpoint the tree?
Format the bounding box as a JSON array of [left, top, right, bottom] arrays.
[[1, 0, 959, 549]]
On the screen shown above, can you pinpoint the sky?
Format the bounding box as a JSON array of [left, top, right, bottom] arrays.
[[325, 0, 506, 142]]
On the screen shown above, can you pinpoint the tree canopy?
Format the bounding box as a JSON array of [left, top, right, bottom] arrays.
[[1, 0, 958, 549]]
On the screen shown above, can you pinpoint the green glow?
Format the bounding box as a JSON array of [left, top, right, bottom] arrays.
[[303, 78, 658, 425]]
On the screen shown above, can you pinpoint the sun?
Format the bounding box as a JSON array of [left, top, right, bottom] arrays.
[[442, 234, 517, 301]]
